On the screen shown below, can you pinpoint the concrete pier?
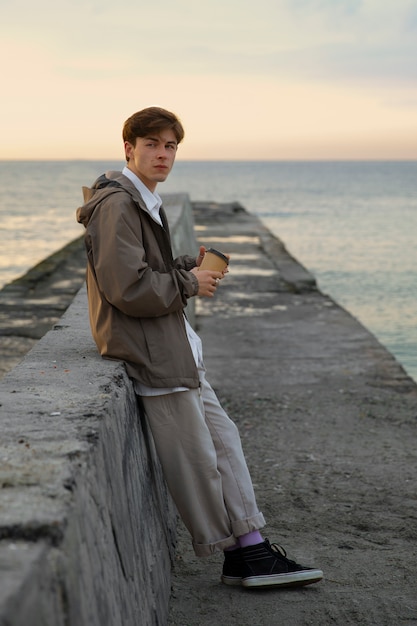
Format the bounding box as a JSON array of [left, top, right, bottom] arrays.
[[1, 195, 416, 625]]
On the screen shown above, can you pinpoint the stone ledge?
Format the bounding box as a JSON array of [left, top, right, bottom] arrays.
[[0, 192, 197, 626]]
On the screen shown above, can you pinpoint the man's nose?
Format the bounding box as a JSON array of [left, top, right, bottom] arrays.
[[157, 146, 168, 158]]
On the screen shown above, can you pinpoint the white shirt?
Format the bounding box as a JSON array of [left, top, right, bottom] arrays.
[[121, 167, 203, 396]]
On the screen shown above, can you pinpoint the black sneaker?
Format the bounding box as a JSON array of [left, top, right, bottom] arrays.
[[221, 548, 244, 586], [240, 539, 323, 589]]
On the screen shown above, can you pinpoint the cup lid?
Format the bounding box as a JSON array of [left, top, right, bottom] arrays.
[[206, 248, 229, 265]]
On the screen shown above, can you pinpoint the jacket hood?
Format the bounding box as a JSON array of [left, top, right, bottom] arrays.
[[76, 170, 138, 227]]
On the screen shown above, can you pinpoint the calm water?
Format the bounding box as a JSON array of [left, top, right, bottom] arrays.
[[1, 160, 416, 382]]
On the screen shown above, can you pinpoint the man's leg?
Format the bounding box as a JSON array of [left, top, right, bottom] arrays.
[[197, 370, 265, 538], [140, 390, 241, 556]]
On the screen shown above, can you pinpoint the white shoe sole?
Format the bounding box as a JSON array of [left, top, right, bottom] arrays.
[[242, 569, 323, 589]]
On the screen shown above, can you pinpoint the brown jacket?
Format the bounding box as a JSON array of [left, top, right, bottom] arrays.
[[76, 170, 200, 388]]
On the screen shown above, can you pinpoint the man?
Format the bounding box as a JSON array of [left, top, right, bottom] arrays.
[[76, 106, 323, 588]]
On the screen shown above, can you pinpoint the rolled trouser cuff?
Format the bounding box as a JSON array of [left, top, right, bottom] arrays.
[[231, 512, 266, 539], [191, 512, 266, 557]]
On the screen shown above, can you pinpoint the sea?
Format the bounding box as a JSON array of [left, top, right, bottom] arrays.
[[1, 160, 416, 383]]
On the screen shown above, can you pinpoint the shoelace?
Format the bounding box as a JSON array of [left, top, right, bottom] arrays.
[[266, 540, 301, 567]]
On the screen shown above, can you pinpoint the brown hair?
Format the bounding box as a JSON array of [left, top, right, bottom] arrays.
[[123, 107, 185, 146]]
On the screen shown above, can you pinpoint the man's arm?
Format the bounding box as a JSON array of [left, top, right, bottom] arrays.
[[89, 198, 221, 316]]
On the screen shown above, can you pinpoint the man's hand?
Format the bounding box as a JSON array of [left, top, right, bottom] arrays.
[[190, 268, 223, 297]]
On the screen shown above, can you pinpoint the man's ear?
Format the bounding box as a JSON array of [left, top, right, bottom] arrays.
[[124, 140, 134, 162]]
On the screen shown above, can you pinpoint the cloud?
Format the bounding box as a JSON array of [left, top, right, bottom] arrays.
[[276, 0, 417, 85], [3, 0, 417, 86], [405, 1, 417, 29]]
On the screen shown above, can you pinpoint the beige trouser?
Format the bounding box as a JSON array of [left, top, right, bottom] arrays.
[[140, 370, 265, 557]]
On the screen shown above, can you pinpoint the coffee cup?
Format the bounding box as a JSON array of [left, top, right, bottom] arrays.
[[198, 248, 229, 272]]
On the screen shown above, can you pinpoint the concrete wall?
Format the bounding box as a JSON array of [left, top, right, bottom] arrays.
[[0, 193, 197, 626]]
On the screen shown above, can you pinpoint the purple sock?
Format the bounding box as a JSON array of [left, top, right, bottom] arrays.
[[238, 530, 264, 548]]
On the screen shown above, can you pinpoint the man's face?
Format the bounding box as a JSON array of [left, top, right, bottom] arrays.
[[124, 129, 178, 192]]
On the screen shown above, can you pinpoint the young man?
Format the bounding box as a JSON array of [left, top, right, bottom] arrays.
[[76, 106, 323, 589]]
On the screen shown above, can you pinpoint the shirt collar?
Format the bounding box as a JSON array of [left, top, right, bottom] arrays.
[[122, 166, 163, 225]]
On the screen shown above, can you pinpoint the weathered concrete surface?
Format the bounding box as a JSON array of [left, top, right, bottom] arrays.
[[0, 193, 196, 626], [168, 202, 417, 626], [0, 293, 176, 625]]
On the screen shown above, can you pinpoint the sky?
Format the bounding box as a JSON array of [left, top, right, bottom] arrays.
[[1, 0, 416, 160]]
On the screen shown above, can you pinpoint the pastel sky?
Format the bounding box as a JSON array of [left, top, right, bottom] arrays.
[[1, 0, 416, 160]]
